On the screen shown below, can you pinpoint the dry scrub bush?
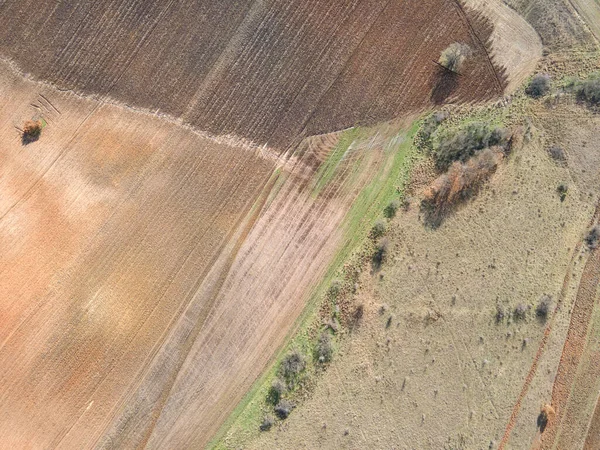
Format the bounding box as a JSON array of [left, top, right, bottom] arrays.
[[432, 122, 508, 171], [22, 120, 42, 144], [526, 74, 551, 98], [259, 415, 274, 431], [536, 294, 552, 320], [274, 399, 295, 419], [439, 43, 471, 74], [421, 148, 502, 227], [315, 332, 333, 364], [280, 350, 306, 381], [585, 225, 600, 249], [548, 145, 566, 163], [514, 303, 529, 321]]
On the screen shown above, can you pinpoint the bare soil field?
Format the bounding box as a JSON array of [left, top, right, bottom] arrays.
[[0, 0, 505, 149]]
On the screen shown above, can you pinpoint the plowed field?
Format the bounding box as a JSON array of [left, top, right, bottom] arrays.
[[0, 0, 504, 148]]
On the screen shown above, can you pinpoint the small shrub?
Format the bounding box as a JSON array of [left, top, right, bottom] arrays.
[[371, 219, 387, 238], [585, 225, 600, 249], [384, 199, 401, 218], [536, 295, 552, 319], [315, 332, 334, 363], [274, 399, 295, 419], [439, 43, 471, 73], [557, 183, 568, 202], [575, 73, 600, 105], [259, 415, 274, 432], [267, 378, 286, 405], [421, 148, 502, 227], [22, 120, 42, 144], [373, 237, 389, 268], [526, 74, 551, 98], [431, 122, 509, 171], [548, 145, 566, 163], [495, 305, 505, 324], [514, 303, 529, 320], [280, 350, 306, 380]]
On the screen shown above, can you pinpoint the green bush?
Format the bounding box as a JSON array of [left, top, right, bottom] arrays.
[[384, 199, 401, 218], [431, 122, 508, 171]]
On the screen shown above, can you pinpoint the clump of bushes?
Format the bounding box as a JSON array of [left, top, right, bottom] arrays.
[[22, 119, 42, 144], [315, 332, 334, 363], [439, 42, 471, 74], [575, 73, 600, 105], [274, 399, 295, 419], [526, 74, 551, 98], [536, 295, 552, 319], [421, 148, 502, 227], [585, 225, 600, 249], [259, 415, 274, 432], [431, 122, 509, 171], [371, 219, 387, 238], [548, 145, 566, 163], [280, 350, 306, 381]]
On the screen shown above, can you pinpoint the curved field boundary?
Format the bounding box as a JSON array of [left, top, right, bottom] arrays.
[[498, 203, 600, 449]]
